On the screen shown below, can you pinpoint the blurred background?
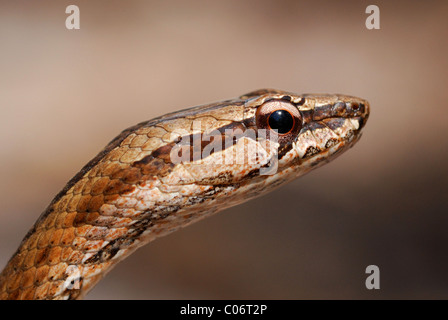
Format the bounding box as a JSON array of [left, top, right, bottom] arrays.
[[0, 0, 447, 299]]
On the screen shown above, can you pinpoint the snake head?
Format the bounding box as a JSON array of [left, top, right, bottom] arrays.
[[236, 90, 370, 179]]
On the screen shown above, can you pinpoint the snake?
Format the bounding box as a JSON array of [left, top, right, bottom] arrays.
[[0, 89, 369, 300]]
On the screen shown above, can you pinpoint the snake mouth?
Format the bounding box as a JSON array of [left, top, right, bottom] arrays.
[[294, 118, 366, 159]]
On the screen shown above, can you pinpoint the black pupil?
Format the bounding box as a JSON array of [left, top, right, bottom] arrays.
[[268, 110, 294, 134]]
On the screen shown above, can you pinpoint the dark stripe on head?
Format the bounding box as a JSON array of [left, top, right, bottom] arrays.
[[313, 104, 333, 121], [321, 118, 347, 131], [132, 121, 254, 175]]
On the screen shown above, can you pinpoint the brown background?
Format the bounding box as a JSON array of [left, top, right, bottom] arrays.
[[0, 0, 447, 299]]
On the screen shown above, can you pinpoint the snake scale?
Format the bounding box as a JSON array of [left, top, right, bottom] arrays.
[[0, 89, 369, 299]]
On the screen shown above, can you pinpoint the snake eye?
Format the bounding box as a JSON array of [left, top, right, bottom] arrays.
[[268, 110, 295, 134], [256, 100, 302, 139]]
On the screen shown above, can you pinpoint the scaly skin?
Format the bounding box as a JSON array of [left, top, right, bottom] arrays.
[[0, 89, 369, 299]]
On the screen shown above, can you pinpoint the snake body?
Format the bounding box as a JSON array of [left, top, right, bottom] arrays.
[[0, 89, 369, 299]]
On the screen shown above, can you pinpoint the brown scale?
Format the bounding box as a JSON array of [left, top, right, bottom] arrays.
[[0, 89, 370, 299]]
